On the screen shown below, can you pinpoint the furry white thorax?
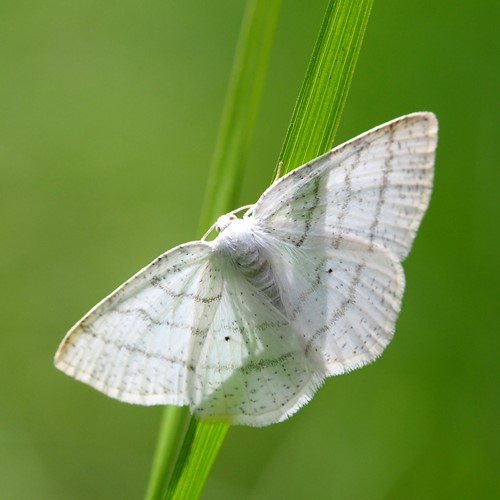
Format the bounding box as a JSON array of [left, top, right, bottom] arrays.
[[213, 215, 259, 258]]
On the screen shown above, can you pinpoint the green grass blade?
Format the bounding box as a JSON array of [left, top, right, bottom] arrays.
[[198, 0, 284, 232], [277, 0, 373, 175], [144, 407, 190, 500], [144, 1, 282, 499], [164, 419, 229, 500]]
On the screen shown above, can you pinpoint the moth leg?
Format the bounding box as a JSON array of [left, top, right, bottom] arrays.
[[273, 161, 284, 183]]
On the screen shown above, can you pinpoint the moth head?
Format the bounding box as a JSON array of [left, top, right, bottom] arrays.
[[215, 213, 237, 233]]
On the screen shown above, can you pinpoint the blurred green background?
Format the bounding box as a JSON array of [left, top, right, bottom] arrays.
[[1, 1, 498, 498]]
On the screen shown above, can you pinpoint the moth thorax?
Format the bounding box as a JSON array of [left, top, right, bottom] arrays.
[[215, 217, 255, 253]]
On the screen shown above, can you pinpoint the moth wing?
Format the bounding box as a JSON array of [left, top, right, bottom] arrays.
[[257, 232, 405, 375], [252, 112, 438, 259], [55, 242, 218, 406]]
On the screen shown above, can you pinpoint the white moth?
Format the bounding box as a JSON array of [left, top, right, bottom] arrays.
[[55, 112, 438, 426]]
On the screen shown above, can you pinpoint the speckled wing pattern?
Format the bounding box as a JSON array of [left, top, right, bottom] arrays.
[[55, 242, 215, 406], [253, 113, 437, 259], [55, 112, 437, 427], [188, 254, 321, 425]]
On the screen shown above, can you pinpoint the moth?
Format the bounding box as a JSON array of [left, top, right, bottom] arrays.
[[55, 112, 438, 426]]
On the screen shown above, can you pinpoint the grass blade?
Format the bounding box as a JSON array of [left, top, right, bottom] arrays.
[[277, 0, 373, 175], [144, 407, 190, 500], [198, 0, 284, 231], [145, 0, 282, 498], [148, 0, 374, 498], [164, 419, 229, 500]]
